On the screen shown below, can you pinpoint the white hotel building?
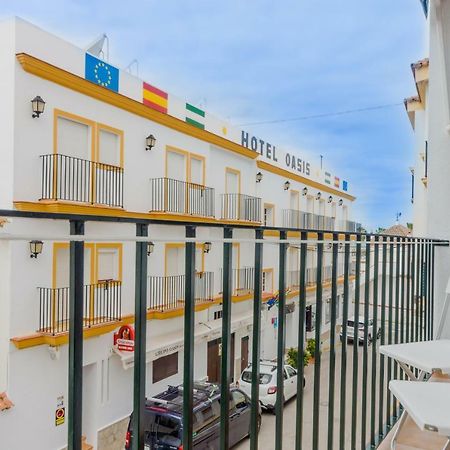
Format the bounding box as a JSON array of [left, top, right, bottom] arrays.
[[0, 18, 357, 450]]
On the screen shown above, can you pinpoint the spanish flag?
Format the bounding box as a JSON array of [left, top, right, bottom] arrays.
[[142, 82, 168, 114]]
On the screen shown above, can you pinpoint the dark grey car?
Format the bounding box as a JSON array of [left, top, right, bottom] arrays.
[[125, 382, 261, 449]]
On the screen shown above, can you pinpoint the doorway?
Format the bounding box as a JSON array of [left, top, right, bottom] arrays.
[[207, 333, 235, 383], [240, 336, 249, 372]]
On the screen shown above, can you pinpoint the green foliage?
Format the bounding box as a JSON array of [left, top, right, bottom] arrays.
[[287, 347, 311, 368], [306, 338, 316, 358]]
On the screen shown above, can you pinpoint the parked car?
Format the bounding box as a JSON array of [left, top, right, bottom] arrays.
[[339, 316, 381, 344], [124, 381, 261, 449], [237, 360, 304, 413]]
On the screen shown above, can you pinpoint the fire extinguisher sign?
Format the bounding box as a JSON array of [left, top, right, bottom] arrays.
[[55, 407, 65, 426]]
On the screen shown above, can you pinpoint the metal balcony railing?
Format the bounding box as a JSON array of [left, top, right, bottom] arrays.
[[38, 280, 122, 335], [40, 154, 124, 207], [221, 193, 261, 222], [220, 267, 255, 296], [283, 209, 336, 230], [342, 220, 362, 232], [147, 272, 214, 311], [3, 205, 446, 450], [149, 177, 215, 217]]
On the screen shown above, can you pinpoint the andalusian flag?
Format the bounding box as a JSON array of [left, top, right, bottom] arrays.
[[325, 172, 331, 185], [143, 82, 168, 114], [334, 176, 340, 188], [185, 103, 205, 129]]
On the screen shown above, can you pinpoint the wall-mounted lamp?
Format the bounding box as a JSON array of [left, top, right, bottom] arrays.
[[31, 96, 46, 118], [338, 199, 343, 206], [147, 241, 155, 256], [284, 181, 291, 191], [316, 192, 322, 200], [256, 172, 263, 183], [29, 240, 44, 258], [145, 134, 156, 151], [203, 242, 212, 253], [302, 187, 308, 196], [328, 195, 333, 203]]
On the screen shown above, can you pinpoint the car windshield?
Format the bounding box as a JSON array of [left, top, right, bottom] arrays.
[[347, 320, 355, 327], [242, 370, 272, 384]]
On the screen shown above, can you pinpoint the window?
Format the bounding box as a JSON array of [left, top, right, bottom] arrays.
[[232, 390, 248, 409], [214, 310, 223, 320], [264, 204, 275, 226], [262, 269, 273, 293], [57, 115, 91, 160], [286, 366, 296, 377], [98, 127, 122, 167], [96, 244, 122, 282], [153, 352, 178, 383]]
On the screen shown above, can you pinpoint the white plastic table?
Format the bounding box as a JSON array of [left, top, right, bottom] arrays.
[[379, 339, 450, 380], [379, 340, 450, 449], [389, 380, 450, 450]]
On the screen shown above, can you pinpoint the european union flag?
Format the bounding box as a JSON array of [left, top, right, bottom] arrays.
[[343, 180, 348, 192], [85, 53, 119, 92]]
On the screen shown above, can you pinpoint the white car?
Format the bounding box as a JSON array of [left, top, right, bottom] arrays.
[[339, 316, 381, 344], [237, 360, 304, 412]]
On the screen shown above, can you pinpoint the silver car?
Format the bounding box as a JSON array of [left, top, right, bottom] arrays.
[[340, 316, 381, 344]]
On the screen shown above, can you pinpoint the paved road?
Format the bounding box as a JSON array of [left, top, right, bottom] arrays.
[[235, 337, 394, 450]]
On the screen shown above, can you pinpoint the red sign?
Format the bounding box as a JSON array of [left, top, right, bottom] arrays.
[[114, 325, 135, 352]]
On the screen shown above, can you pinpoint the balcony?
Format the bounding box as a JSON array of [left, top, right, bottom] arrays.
[[40, 154, 124, 208], [147, 272, 214, 311], [220, 193, 261, 222], [38, 280, 122, 335], [282, 209, 336, 230], [220, 267, 255, 296], [149, 177, 215, 217], [342, 219, 362, 232]]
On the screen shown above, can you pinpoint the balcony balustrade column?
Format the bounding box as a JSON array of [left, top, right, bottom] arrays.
[[68, 220, 84, 450], [295, 231, 308, 450], [132, 223, 148, 450], [220, 227, 233, 450], [183, 225, 196, 450], [250, 229, 263, 450]]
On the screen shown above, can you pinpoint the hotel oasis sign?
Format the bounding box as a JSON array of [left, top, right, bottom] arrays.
[[241, 131, 311, 177]]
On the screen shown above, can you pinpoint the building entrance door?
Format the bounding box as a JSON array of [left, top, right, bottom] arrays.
[[240, 336, 249, 372], [207, 334, 235, 383]]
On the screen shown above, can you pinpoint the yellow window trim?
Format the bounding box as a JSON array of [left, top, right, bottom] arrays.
[[96, 122, 125, 168], [263, 203, 276, 226], [290, 189, 300, 211], [164, 242, 205, 276], [225, 167, 241, 195], [262, 267, 274, 293], [257, 160, 356, 201], [165, 146, 207, 186], [95, 243, 123, 282], [17, 53, 257, 161]]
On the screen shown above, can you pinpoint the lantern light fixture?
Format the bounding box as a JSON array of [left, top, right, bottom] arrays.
[[147, 241, 155, 256], [316, 192, 322, 200], [328, 195, 333, 203], [302, 187, 308, 196], [256, 172, 263, 183], [29, 240, 44, 258], [203, 242, 212, 253], [31, 96, 46, 118], [145, 134, 156, 151], [338, 199, 343, 206], [284, 180, 291, 191]]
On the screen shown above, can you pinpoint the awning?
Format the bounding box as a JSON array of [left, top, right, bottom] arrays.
[[113, 312, 254, 370]]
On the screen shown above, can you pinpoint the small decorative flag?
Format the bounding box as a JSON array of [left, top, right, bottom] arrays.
[[85, 53, 119, 92], [343, 180, 348, 191], [143, 82, 168, 114], [185, 103, 205, 129], [334, 176, 340, 188], [325, 172, 331, 185]]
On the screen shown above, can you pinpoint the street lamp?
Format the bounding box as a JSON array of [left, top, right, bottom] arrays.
[[31, 96, 46, 118], [29, 240, 44, 258], [146, 134, 156, 151]]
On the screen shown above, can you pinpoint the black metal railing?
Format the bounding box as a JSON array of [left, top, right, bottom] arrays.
[[342, 220, 362, 232], [220, 267, 255, 296], [149, 177, 215, 217], [221, 193, 261, 222], [2, 205, 446, 450], [38, 280, 122, 335], [40, 153, 124, 207], [147, 272, 214, 311]]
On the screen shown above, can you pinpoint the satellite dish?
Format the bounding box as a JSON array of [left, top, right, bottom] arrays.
[[85, 33, 109, 60]]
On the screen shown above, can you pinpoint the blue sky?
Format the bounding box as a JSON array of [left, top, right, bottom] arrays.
[[1, 0, 427, 230]]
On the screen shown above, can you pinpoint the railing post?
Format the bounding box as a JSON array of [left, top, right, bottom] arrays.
[[183, 225, 196, 450], [250, 229, 263, 450], [68, 220, 84, 450], [132, 223, 148, 450], [220, 227, 233, 450], [312, 231, 324, 449], [327, 232, 339, 450], [295, 230, 308, 450]]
